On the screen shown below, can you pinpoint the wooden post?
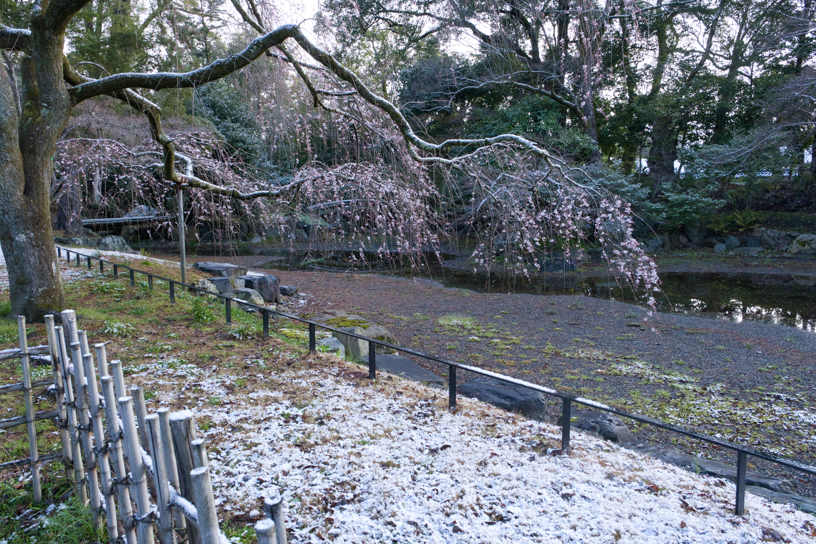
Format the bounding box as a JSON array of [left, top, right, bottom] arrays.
[[119, 396, 156, 544], [190, 467, 219, 544], [263, 488, 287, 544], [44, 316, 71, 468], [17, 316, 41, 502], [159, 409, 189, 540], [255, 519, 278, 544], [100, 376, 137, 544], [70, 340, 103, 533], [83, 353, 118, 544], [145, 415, 176, 544], [54, 325, 86, 502], [131, 386, 151, 451]]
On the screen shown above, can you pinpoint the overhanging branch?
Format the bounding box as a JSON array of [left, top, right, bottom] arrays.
[[0, 27, 30, 51]]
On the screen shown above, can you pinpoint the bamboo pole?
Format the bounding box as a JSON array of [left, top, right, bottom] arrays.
[[94, 343, 110, 378], [44, 316, 71, 469], [100, 376, 137, 544], [70, 340, 103, 533], [170, 411, 201, 544], [108, 359, 127, 401], [190, 467, 219, 544], [119, 396, 156, 544], [83, 353, 118, 544], [263, 488, 287, 544], [54, 325, 86, 503], [71, 342, 102, 534], [131, 386, 151, 448], [17, 316, 41, 502], [159, 409, 189, 540], [255, 519, 278, 544], [146, 415, 177, 544], [190, 439, 207, 470]]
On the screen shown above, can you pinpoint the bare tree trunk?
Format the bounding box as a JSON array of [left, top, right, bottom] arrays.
[[648, 113, 678, 198]]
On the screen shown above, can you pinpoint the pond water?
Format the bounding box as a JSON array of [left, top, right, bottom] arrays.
[[200, 246, 816, 333]]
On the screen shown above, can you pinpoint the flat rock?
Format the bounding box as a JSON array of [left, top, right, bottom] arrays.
[[97, 235, 132, 252], [375, 355, 444, 387], [731, 247, 763, 256], [745, 485, 816, 515], [208, 277, 234, 295], [632, 443, 792, 493], [239, 274, 280, 303], [788, 233, 816, 254], [233, 288, 264, 306], [458, 377, 548, 420], [193, 262, 248, 280], [559, 410, 635, 443], [279, 285, 298, 296]]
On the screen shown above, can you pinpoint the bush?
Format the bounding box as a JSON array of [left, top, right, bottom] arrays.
[[191, 297, 216, 324]]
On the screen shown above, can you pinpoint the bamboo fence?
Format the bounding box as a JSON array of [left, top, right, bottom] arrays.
[[0, 310, 285, 544]]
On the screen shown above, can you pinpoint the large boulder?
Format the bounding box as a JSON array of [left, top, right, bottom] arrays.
[[239, 274, 280, 303], [233, 288, 264, 306], [753, 227, 797, 251], [375, 355, 444, 387], [458, 378, 548, 420], [713, 242, 727, 254], [208, 277, 235, 295], [279, 285, 298, 296], [193, 262, 247, 280], [787, 233, 816, 255], [682, 223, 706, 246], [559, 410, 635, 443], [195, 279, 219, 296], [332, 326, 369, 360], [97, 235, 132, 252], [724, 236, 740, 250], [314, 312, 399, 357]]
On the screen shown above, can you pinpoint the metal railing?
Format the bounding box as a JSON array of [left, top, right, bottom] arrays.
[[55, 246, 816, 515]]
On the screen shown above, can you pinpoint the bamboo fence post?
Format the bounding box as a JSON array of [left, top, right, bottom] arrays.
[[54, 326, 86, 503], [93, 343, 110, 378], [119, 396, 156, 544], [255, 519, 278, 544], [17, 316, 41, 502], [108, 359, 127, 401], [146, 415, 176, 544], [170, 412, 201, 544], [190, 467, 220, 544], [78, 330, 91, 359], [158, 409, 189, 539], [263, 488, 287, 544], [190, 439, 207, 469], [83, 353, 119, 544], [131, 386, 151, 448], [101, 376, 137, 544], [70, 340, 103, 533], [44, 316, 71, 469]]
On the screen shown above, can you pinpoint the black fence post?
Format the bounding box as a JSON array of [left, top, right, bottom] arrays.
[[263, 311, 269, 339], [64, 249, 70, 263], [368, 342, 376, 379], [448, 365, 457, 410], [87, 256, 91, 269], [99, 260, 104, 274], [735, 451, 747, 515], [226, 298, 232, 325], [169, 281, 175, 303], [57, 247, 61, 258], [561, 398, 572, 454], [76, 252, 80, 266], [148, 274, 153, 289], [309, 323, 316, 353], [113, 264, 118, 279], [129, 269, 135, 286]]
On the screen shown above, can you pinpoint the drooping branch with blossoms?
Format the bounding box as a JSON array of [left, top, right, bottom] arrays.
[[53, 19, 659, 306]]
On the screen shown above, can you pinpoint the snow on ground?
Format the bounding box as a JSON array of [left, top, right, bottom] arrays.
[[130, 358, 816, 544]]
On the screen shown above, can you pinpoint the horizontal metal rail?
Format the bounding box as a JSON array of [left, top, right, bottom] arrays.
[[56, 245, 816, 515]]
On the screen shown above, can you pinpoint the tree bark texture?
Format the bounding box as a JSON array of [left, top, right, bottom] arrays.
[[0, 21, 72, 321]]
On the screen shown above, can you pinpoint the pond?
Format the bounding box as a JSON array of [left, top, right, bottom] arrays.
[[196, 245, 816, 333]]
